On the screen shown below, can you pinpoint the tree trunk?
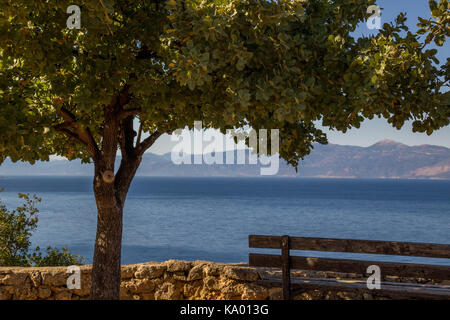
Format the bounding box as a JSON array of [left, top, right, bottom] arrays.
[[90, 155, 141, 299], [55, 93, 154, 299], [90, 176, 124, 299]]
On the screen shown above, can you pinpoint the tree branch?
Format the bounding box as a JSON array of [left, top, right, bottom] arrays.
[[114, 155, 141, 207], [136, 121, 143, 147], [101, 85, 132, 167], [136, 130, 163, 156], [55, 107, 100, 160], [118, 115, 137, 159], [117, 108, 142, 121], [54, 127, 86, 147]]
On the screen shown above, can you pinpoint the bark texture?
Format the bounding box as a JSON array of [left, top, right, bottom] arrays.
[[55, 89, 162, 299]]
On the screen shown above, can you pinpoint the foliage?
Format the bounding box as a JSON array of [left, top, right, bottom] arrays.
[[29, 246, 85, 267], [0, 0, 448, 167], [418, 0, 450, 47], [0, 192, 85, 266]]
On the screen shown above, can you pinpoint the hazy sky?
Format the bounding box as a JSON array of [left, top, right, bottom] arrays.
[[149, 0, 449, 155]]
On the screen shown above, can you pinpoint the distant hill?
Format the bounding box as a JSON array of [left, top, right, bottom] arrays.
[[298, 140, 450, 180], [1, 140, 450, 179]]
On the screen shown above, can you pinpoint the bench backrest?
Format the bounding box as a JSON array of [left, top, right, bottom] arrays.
[[249, 235, 450, 281]]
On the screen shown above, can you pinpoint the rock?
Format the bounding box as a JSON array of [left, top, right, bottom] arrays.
[[187, 264, 205, 281], [220, 280, 241, 293], [154, 282, 183, 300], [55, 290, 72, 300], [121, 265, 138, 279], [120, 289, 132, 300], [122, 279, 155, 292], [141, 293, 155, 300], [172, 274, 187, 281], [0, 272, 28, 286], [165, 260, 192, 273], [14, 286, 38, 300], [73, 273, 91, 296], [241, 284, 269, 300], [38, 287, 52, 299], [135, 264, 166, 279], [297, 292, 313, 300], [2, 286, 15, 295], [73, 285, 90, 297], [30, 271, 42, 287], [203, 277, 219, 290], [303, 290, 325, 300], [337, 291, 352, 300], [0, 288, 12, 300], [223, 266, 260, 281], [204, 264, 222, 277], [41, 270, 68, 287], [183, 283, 202, 298], [363, 292, 373, 300], [0, 268, 14, 276]]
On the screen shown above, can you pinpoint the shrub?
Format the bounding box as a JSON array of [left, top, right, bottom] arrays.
[[0, 191, 84, 266]]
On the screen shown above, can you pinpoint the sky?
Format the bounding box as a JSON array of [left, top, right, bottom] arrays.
[[321, 0, 450, 148], [148, 1, 450, 155]]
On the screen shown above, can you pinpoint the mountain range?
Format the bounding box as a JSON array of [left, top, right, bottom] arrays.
[[0, 140, 449, 179]]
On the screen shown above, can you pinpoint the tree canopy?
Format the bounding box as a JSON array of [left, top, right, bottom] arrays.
[[0, 0, 448, 166]]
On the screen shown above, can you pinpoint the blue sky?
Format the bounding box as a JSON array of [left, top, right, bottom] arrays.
[[321, 0, 450, 148], [149, 1, 449, 155]]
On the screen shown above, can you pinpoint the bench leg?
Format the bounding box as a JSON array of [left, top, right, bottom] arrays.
[[282, 235, 291, 300]]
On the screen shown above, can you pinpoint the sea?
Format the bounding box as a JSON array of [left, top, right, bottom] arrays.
[[0, 177, 449, 266]]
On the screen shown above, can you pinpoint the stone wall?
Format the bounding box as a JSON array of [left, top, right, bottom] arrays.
[[0, 260, 432, 300], [0, 260, 272, 300]]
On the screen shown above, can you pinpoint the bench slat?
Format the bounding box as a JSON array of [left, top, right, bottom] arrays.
[[249, 253, 450, 281], [249, 235, 450, 259], [258, 278, 450, 300]]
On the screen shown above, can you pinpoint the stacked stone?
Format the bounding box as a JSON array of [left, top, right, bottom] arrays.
[[2, 260, 428, 300], [0, 260, 270, 300]]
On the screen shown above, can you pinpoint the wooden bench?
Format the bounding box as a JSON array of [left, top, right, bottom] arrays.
[[248, 235, 450, 300]]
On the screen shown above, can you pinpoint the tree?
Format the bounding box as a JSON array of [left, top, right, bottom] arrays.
[[0, 192, 84, 266], [0, 0, 448, 299]]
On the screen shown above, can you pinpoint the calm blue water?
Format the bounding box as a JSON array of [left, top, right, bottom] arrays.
[[0, 177, 449, 265]]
